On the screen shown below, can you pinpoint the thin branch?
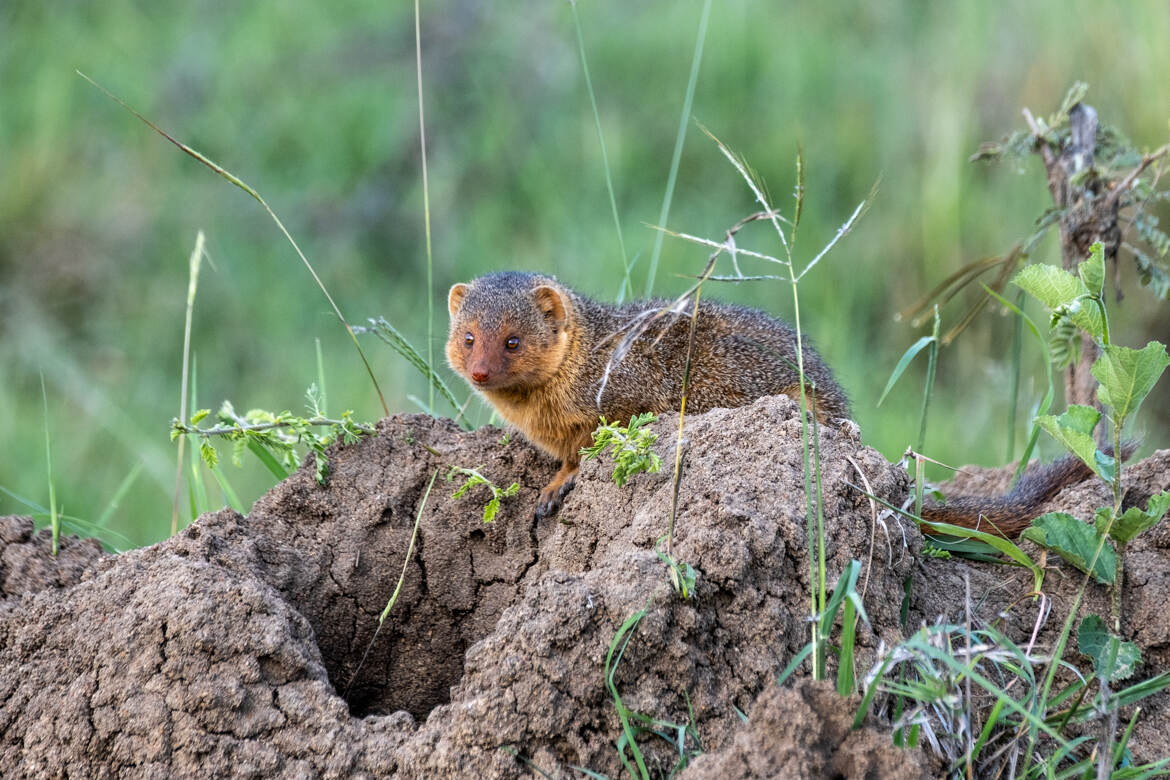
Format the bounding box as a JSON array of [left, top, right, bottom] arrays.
[[1105, 144, 1170, 209], [647, 224, 790, 266], [175, 418, 375, 437]]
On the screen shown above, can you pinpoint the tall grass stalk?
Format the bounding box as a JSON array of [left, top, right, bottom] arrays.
[[644, 0, 712, 297], [39, 373, 59, 556], [701, 128, 823, 673], [171, 231, 204, 536], [665, 128, 866, 678], [314, 337, 327, 416], [1006, 289, 1026, 461], [414, 0, 435, 413], [569, 1, 631, 300], [917, 306, 939, 453], [185, 356, 212, 521], [667, 257, 718, 558], [77, 71, 390, 417]]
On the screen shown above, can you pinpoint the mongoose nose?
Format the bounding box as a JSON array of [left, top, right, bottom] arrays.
[[471, 370, 490, 383]]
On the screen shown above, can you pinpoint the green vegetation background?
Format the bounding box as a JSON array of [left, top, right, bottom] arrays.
[[2, 1, 1169, 547]]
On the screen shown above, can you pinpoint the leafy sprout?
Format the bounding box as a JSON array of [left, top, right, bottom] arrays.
[[581, 413, 663, 487], [447, 465, 520, 523]]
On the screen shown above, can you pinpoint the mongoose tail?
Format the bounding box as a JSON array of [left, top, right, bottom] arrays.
[[920, 443, 1137, 538]]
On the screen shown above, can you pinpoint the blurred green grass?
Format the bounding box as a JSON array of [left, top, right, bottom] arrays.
[[2, 0, 1169, 546]]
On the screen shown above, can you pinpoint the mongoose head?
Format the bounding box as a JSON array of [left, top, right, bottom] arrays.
[[447, 272, 573, 393]]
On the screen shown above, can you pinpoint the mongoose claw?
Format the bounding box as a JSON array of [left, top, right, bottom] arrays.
[[534, 478, 577, 520]]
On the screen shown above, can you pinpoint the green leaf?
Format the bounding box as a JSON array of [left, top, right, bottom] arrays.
[[1094, 449, 1120, 483], [1022, 512, 1116, 584], [877, 336, 935, 407], [1014, 263, 1083, 309], [1078, 614, 1141, 683], [190, 408, 211, 425], [1012, 263, 1103, 340], [1092, 342, 1170, 425], [1079, 241, 1106, 297], [199, 439, 219, 469], [1109, 491, 1170, 544], [1036, 406, 1102, 476]]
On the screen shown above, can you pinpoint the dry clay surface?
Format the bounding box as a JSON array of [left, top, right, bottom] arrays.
[[1, 394, 1168, 778]]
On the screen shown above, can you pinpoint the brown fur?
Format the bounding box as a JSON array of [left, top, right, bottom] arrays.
[[446, 271, 1110, 530], [921, 442, 1137, 537], [447, 272, 848, 517]]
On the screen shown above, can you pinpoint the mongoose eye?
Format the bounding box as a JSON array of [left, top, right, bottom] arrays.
[[464, 332, 475, 347], [505, 336, 520, 351]]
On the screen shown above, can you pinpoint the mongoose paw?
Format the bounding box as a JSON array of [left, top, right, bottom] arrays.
[[534, 478, 577, 520]]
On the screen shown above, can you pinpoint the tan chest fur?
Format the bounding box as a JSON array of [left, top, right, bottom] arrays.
[[483, 381, 596, 461]]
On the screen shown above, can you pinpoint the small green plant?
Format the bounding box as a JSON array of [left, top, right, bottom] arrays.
[[855, 619, 1170, 778], [581, 413, 663, 487], [603, 607, 704, 779], [777, 559, 868, 696], [172, 388, 372, 486], [857, 241, 1170, 776], [654, 536, 697, 601], [446, 465, 520, 523], [1012, 242, 1170, 611]]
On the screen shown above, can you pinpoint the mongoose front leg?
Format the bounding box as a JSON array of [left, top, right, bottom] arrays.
[[535, 457, 579, 520]]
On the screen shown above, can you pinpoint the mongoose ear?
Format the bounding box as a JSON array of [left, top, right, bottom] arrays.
[[533, 285, 568, 326], [448, 283, 470, 316]]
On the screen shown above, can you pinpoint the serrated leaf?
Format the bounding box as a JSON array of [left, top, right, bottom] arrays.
[[190, 408, 211, 425], [1014, 264, 1084, 308], [1110, 491, 1170, 543], [1022, 512, 1116, 584], [1012, 263, 1103, 340], [1037, 407, 1102, 476], [1078, 614, 1141, 683], [1079, 242, 1105, 297], [1093, 342, 1170, 426], [198, 439, 218, 469]]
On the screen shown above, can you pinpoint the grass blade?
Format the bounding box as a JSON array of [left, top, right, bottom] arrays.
[[315, 337, 328, 417], [983, 285, 1056, 485], [569, 1, 631, 300], [40, 372, 59, 555], [172, 231, 203, 536], [644, 0, 711, 296], [606, 607, 651, 779], [877, 335, 935, 407], [414, 0, 435, 412], [361, 317, 463, 418], [918, 306, 940, 453], [247, 440, 290, 481]]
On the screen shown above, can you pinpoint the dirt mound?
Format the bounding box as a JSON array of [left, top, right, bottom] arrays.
[[0, 515, 104, 599], [1, 395, 1167, 777], [680, 680, 930, 779]]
